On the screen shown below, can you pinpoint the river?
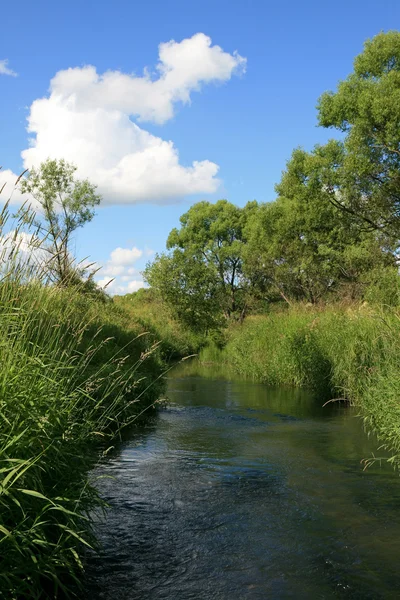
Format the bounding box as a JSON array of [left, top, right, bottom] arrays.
[[83, 361, 400, 599]]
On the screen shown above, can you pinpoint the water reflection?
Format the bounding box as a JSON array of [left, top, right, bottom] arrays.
[[84, 361, 400, 599]]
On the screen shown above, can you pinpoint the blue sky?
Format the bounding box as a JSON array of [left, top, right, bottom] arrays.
[[1, 0, 400, 293]]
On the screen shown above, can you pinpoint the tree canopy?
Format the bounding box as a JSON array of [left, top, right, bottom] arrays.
[[144, 200, 258, 331], [291, 31, 400, 236], [244, 171, 394, 305]]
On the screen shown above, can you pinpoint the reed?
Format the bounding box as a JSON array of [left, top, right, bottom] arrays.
[[0, 204, 165, 598]]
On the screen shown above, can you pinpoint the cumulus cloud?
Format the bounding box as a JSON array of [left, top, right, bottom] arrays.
[[0, 169, 27, 204], [98, 277, 144, 295], [0, 227, 147, 294], [96, 244, 146, 294], [16, 33, 245, 205], [109, 246, 142, 266], [0, 59, 17, 77], [0, 230, 47, 267], [124, 280, 144, 293], [44, 34, 245, 124]]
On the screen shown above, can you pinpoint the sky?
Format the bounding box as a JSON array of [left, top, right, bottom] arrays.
[[1, 0, 400, 294]]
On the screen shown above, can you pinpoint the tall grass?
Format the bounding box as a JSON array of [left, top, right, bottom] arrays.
[[0, 206, 165, 598], [201, 305, 400, 468], [114, 289, 205, 360]]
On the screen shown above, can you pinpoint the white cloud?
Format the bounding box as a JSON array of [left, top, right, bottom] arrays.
[[0, 230, 47, 267], [124, 280, 144, 294], [97, 276, 145, 296], [96, 244, 147, 294], [45, 34, 245, 124], [97, 276, 116, 290], [101, 264, 125, 277], [0, 230, 147, 294], [15, 33, 245, 206], [109, 246, 142, 266], [0, 59, 17, 77], [0, 170, 27, 205]]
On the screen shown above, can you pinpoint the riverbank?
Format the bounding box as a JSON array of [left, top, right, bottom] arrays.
[[200, 305, 400, 470], [114, 289, 205, 361], [0, 281, 166, 599]]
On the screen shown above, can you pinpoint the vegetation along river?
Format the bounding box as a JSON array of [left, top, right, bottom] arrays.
[[84, 362, 400, 599]]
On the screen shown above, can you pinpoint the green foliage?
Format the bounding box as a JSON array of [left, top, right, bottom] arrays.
[[19, 159, 101, 286], [144, 249, 224, 333], [204, 304, 400, 468], [250, 148, 396, 304], [315, 31, 400, 234], [363, 266, 400, 306], [0, 204, 165, 598], [144, 200, 258, 332], [213, 312, 335, 391]]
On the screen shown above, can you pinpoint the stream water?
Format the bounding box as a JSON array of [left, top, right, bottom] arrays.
[[84, 362, 400, 599]]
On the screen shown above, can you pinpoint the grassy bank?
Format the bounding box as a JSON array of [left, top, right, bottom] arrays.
[[200, 305, 400, 468], [115, 288, 205, 360], [0, 278, 166, 598]]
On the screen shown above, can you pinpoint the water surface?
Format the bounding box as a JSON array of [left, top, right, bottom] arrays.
[[84, 362, 400, 599]]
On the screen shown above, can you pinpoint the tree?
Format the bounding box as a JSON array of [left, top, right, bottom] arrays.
[[144, 251, 223, 332], [144, 200, 258, 332], [314, 31, 400, 235], [243, 164, 395, 305], [19, 159, 101, 286]]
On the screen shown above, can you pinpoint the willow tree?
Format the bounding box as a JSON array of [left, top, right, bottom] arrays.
[[20, 159, 101, 286]]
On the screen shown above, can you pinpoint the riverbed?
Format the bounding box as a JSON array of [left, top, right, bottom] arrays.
[[84, 362, 400, 599]]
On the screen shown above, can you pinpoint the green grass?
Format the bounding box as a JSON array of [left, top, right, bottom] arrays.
[[200, 304, 400, 468], [0, 216, 166, 598], [114, 288, 205, 360]]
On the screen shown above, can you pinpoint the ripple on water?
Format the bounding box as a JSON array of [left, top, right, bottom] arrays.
[[83, 369, 400, 600]]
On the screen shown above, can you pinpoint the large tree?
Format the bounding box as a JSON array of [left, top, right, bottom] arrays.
[[144, 250, 223, 332], [309, 31, 400, 236], [244, 166, 395, 304], [19, 159, 101, 285], [144, 200, 257, 331]]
